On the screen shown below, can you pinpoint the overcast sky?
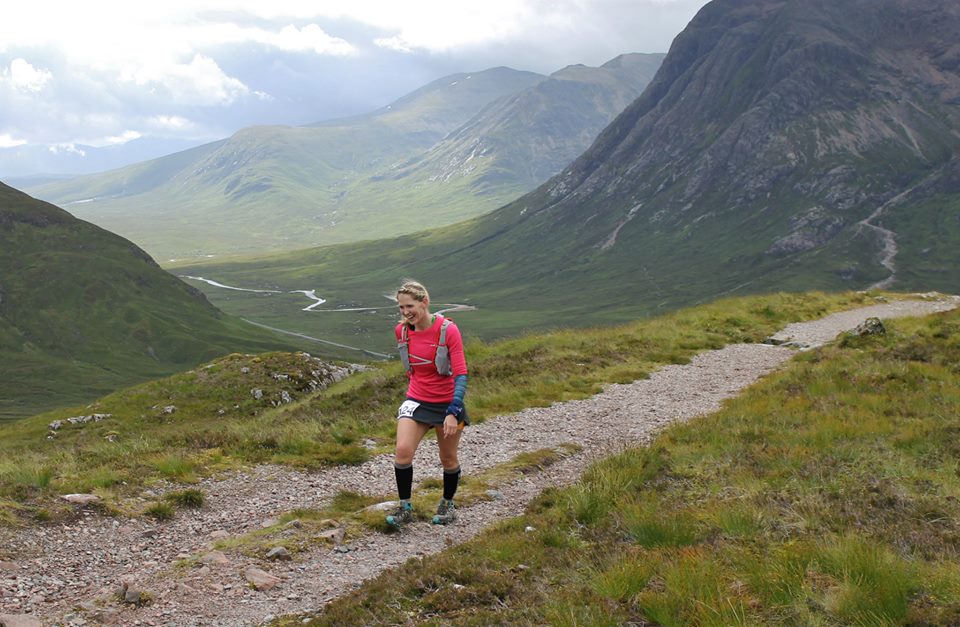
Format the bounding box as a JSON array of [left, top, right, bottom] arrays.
[[1, 0, 710, 151]]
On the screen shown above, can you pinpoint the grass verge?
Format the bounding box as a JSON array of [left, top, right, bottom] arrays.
[[284, 303, 960, 625], [0, 291, 886, 524]]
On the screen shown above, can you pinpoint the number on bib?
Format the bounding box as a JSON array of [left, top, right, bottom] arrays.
[[397, 400, 420, 419]]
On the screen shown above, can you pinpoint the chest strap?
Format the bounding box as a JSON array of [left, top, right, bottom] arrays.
[[398, 318, 453, 376]]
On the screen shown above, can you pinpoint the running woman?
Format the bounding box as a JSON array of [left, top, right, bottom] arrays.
[[387, 280, 469, 528]]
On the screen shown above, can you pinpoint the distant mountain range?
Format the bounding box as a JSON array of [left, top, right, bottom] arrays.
[[26, 55, 662, 261], [0, 137, 208, 182], [175, 0, 960, 349], [0, 183, 298, 421]]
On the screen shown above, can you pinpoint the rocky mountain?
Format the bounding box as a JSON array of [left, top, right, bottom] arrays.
[[176, 0, 960, 346], [399, 0, 960, 309], [339, 53, 664, 225], [26, 57, 661, 262], [0, 182, 297, 420]]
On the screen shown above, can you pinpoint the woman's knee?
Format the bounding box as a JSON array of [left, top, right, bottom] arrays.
[[395, 443, 417, 464], [439, 451, 459, 468]]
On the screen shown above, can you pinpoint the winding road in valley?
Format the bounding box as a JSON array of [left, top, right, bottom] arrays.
[[179, 276, 476, 359]]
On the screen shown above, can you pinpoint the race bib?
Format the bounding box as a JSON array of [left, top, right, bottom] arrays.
[[397, 400, 420, 419]]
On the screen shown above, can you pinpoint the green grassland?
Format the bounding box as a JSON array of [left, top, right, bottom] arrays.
[[286, 299, 960, 626], [165, 180, 888, 358], [0, 183, 305, 422], [0, 291, 868, 525]]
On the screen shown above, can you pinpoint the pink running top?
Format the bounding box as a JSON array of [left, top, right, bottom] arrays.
[[394, 315, 468, 402]]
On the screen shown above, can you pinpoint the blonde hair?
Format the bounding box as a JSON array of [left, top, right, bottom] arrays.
[[396, 279, 429, 303]]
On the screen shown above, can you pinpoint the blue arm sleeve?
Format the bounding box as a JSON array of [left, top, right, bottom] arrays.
[[446, 374, 468, 419], [452, 374, 468, 404]]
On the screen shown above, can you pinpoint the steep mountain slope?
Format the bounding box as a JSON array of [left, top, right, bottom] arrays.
[[26, 57, 661, 262], [333, 53, 664, 228], [176, 0, 960, 349], [26, 68, 544, 260], [0, 183, 298, 421]]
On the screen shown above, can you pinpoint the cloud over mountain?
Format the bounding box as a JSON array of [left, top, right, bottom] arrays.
[[0, 0, 707, 160]]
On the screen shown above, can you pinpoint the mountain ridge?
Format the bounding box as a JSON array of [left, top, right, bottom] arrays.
[[25, 57, 661, 260], [174, 0, 960, 351]]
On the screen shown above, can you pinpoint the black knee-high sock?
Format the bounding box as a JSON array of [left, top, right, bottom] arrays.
[[443, 465, 461, 501], [395, 462, 413, 501]]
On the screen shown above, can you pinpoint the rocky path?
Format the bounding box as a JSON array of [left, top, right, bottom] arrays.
[[1, 295, 957, 627], [857, 182, 926, 292]]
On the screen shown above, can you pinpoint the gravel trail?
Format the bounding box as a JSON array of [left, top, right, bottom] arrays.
[[1, 295, 956, 626]]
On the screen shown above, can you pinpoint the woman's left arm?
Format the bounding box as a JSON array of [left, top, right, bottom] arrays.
[[445, 323, 468, 421]]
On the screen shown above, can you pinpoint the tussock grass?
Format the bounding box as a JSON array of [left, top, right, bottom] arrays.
[[166, 489, 205, 509], [289, 303, 960, 626], [0, 291, 879, 524], [143, 502, 175, 521]]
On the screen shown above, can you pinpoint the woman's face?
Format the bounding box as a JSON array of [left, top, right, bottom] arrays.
[[397, 293, 430, 327]]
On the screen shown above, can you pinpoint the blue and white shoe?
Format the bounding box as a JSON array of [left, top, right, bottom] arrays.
[[432, 499, 456, 525], [386, 501, 413, 528]]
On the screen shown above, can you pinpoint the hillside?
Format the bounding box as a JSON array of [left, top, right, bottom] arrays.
[[2, 293, 956, 624], [175, 0, 960, 353], [26, 57, 661, 261], [0, 182, 300, 421], [332, 53, 664, 228], [24, 67, 545, 261]]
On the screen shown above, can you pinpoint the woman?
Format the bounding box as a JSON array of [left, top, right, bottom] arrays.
[[386, 280, 469, 528]]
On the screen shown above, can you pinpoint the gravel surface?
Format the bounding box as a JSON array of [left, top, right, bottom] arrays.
[[1, 294, 956, 626]]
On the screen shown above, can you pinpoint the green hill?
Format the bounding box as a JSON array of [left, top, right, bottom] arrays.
[[25, 57, 661, 262], [330, 53, 664, 231], [25, 67, 546, 261], [0, 183, 301, 421], [173, 0, 960, 355]]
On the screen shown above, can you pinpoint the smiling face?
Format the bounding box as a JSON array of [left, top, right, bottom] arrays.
[[397, 292, 431, 329]]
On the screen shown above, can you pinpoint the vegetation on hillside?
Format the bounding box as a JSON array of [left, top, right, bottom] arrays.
[[25, 68, 548, 260], [172, 0, 960, 356], [0, 183, 301, 422], [0, 291, 866, 525], [287, 303, 960, 626]]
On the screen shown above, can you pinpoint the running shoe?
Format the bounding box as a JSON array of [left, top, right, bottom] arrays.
[[432, 499, 457, 525], [386, 501, 413, 528]]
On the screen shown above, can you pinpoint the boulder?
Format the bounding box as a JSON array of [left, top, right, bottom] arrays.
[[266, 546, 292, 561], [245, 567, 281, 591], [853, 317, 886, 336], [60, 494, 101, 505], [200, 551, 230, 567]]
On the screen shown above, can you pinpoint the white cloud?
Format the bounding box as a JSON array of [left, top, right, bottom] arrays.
[[273, 24, 354, 55], [104, 130, 143, 145], [119, 54, 249, 106], [194, 22, 355, 55], [0, 0, 708, 152], [146, 115, 192, 130], [49, 143, 86, 156], [374, 36, 412, 53], [0, 133, 28, 148], [4, 58, 53, 93]]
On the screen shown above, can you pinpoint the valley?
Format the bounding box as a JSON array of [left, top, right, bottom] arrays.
[[2, 0, 960, 624]]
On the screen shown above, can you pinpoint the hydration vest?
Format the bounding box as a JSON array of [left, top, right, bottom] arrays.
[[398, 317, 453, 376]]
